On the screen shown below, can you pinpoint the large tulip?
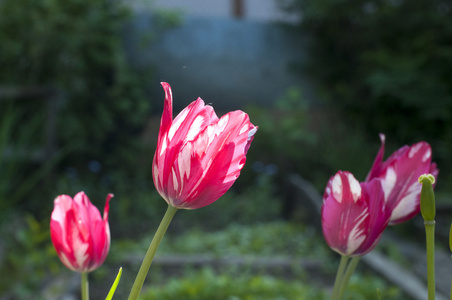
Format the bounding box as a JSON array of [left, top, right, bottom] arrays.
[[366, 134, 438, 225], [50, 191, 112, 273], [322, 171, 391, 256], [152, 82, 257, 209]]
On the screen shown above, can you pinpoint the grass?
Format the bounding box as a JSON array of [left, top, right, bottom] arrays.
[[104, 221, 409, 300]]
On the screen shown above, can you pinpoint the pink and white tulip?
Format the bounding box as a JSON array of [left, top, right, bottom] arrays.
[[152, 82, 257, 209], [366, 134, 438, 225], [50, 191, 112, 273], [322, 171, 391, 256]]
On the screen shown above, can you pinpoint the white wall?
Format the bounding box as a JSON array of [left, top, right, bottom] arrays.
[[123, 13, 311, 111], [129, 0, 299, 23]]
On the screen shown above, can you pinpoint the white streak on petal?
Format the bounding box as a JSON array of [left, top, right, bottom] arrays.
[[178, 145, 192, 181], [217, 114, 229, 130], [168, 109, 189, 141], [159, 137, 168, 156], [186, 115, 205, 141], [153, 164, 159, 184], [239, 123, 248, 135], [347, 173, 362, 202], [409, 143, 422, 158], [390, 183, 420, 221], [172, 167, 179, 192], [248, 126, 257, 140], [60, 252, 78, 271], [422, 148, 431, 163], [346, 208, 368, 254], [71, 221, 89, 269], [381, 167, 397, 202], [332, 175, 343, 203], [325, 187, 331, 196]]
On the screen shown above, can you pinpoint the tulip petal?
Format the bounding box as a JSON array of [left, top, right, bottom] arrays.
[[365, 133, 386, 182], [356, 178, 389, 254], [366, 134, 438, 225]]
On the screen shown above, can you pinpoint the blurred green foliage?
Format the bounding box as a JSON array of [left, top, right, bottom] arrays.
[[246, 87, 377, 191], [158, 222, 329, 258], [0, 0, 152, 185], [111, 222, 331, 263], [140, 266, 406, 300], [280, 0, 452, 187], [0, 104, 64, 216], [141, 268, 328, 300], [0, 214, 60, 298], [0, 0, 172, 218]]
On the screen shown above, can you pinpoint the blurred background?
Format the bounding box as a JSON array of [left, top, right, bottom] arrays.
[[1, 0, 452, 299]]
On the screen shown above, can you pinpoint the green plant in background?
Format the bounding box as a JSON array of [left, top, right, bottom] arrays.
[[0, 0, 184, 220], [0, 0, 153, 197], [139, 267, 407, 300], [0, 103, 64, 217], [279, 0, 452, 188], [157, 222, 330, 258], [0, 214, 60, 299], [245, 87, 376, 192], [140, 268, 328, 300], [0, 2, 180, 298]]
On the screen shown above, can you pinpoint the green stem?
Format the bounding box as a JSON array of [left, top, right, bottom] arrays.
[[425, 220, 436, 300], [331, 255, 349, 300], [81, 272, 89, 300], [338, 256, 360, 300], [127, 205, 178, 300]]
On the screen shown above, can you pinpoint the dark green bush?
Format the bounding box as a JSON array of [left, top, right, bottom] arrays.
[[141, 268, 328, 300], [0, 0, 153, 168], [245, 89, 377, 191], [280, 0, 452, 187], [140, 267, 406, 300], [0, 0, 160, 216]]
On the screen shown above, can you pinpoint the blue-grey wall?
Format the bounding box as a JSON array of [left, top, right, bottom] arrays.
[[123, 14, 311, 112]]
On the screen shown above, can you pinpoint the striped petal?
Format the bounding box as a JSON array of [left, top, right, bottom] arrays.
[[366, 134, 438, 224]]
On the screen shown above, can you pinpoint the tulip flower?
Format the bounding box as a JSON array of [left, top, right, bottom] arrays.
[[128, 83, 258, 300], [50, 191, 112, 273], [322, 171, 391, 257], [152, 82, 258, 209], [366, 134, 438, 225]]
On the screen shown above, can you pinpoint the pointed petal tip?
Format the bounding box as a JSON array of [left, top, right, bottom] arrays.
[[103, 194, 113, 220], [161, 82, 172, 99]]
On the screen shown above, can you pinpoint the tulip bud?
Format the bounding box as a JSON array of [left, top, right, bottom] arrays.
[[50, 192, 112, 273], [418, 174, 436, 222]]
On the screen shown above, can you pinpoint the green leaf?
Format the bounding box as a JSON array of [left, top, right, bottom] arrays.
[[105, 267, 122, 300]]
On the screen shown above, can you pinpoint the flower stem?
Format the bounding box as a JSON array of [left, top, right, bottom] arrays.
[[127, 205, 178, 300], [332, 255, 349, 300], [425, 220, 436, 300], [338, 257, 360, 300], [81, 272, 89, 300]]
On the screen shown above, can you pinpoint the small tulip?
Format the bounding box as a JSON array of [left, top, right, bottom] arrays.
[[50, 191, 112, 273], [152, 82, 257, 209], [322, 171, 391, 256], [366, 134, 438, 225]]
